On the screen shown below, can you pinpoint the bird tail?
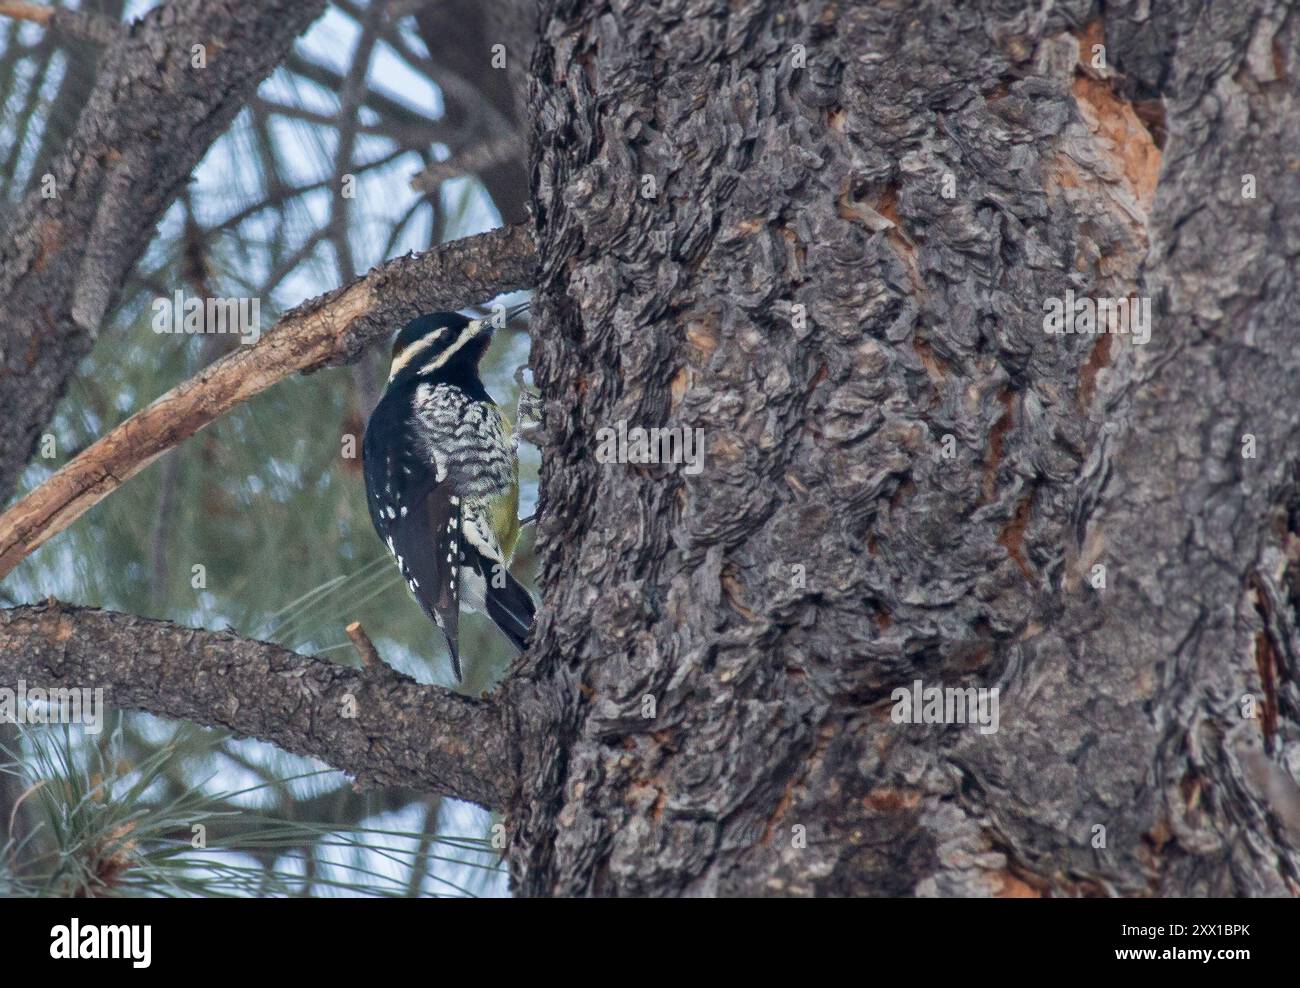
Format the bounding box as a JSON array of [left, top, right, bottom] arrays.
[[485, 569, 536, 652], [445, 634, 462, 682]]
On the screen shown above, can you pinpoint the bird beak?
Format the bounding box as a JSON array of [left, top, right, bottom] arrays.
[[479, 299, 531, 334]]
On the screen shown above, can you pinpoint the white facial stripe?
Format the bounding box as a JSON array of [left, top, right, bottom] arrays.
[[417, 321, 484, 375], [388, 320, 486, 380], [388, 329, 444, 380]]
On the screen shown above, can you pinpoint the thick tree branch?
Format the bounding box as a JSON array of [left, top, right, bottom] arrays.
[[0, 601, 516, 810], [0, 0, 329, 505], [0, 223, 537, 580]]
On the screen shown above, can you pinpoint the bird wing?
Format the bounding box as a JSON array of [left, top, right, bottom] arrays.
[[363, 423, 464, 680], [396, 482, 464, 680]]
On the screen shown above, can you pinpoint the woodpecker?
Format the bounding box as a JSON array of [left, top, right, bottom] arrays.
[[362, 304, 535, 679]]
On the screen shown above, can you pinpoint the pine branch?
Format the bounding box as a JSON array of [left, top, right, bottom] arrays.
[[0, 600, 518, 810], [0, 223, 538, 580]]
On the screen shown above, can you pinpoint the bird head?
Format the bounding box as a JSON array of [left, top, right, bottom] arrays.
[[387, 302, 528, 382]]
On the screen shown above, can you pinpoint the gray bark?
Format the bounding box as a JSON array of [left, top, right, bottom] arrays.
[[506, 0, 1300, 896], [0, 601, 515, 808]]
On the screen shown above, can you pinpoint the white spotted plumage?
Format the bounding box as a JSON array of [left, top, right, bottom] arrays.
[[362, 309, 535, 681]]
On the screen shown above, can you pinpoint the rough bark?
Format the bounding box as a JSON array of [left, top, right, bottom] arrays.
[[509, 0, 1300, 896], [0, 0, 327, 505], [0, 601, 515, 808]]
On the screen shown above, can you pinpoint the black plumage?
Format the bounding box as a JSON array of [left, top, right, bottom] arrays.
[[362, 310, 534, 679]]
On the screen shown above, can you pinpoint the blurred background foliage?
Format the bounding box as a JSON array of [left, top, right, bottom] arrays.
[[0, 0, 537, 897]]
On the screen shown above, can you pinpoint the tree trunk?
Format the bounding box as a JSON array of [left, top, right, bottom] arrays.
[[508, 0, 1300, 896]]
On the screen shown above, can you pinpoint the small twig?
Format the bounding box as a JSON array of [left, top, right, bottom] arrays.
[[250, 97, 440, 148], [0, 1, 122, 45], [0, 1, 51, 26], [345, 621, 381, 669], [411, 135, 524, 195]]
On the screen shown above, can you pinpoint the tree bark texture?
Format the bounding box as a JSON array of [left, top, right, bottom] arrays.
[[0, 601, 515, 808], [511, 0, 1300, 896]]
